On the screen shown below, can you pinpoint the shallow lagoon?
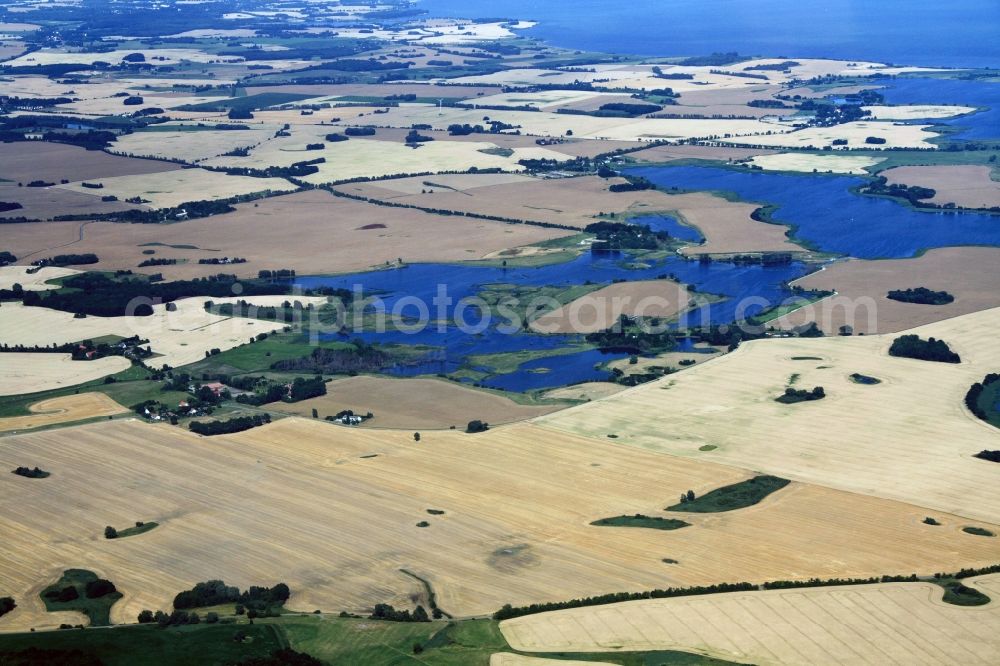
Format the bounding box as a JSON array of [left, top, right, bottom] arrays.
[[628, 165, 1000, 259], [296, 253, 807, 391]]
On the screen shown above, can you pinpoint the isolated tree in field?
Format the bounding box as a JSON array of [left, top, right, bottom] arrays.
[[413, 432, 421, 442], [466, 420, 489, 433], [104, 526, 118, 539], [686, 490, 696, 502], [679, 493, 687, 504]]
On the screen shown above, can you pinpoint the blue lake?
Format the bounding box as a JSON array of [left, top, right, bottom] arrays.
[[418, 0, 1000, 69], [627, 165, 1000, 259], [295, 253, 807, 391]]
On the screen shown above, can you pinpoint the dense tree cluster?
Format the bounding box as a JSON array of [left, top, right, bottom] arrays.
[[272, 344, 392, 374], [31, 253, 98, 267], [466, 420, 489, 433], [887, 287, 954, 305], [889, 334, 961, 363], [861, 176, 936, 205], [189, 414, 271, 436], [494, 581, 756, 620], [21, 272, 290, 317], [12, 466, 50, 479], [776, 386, 826, 404], [584, 221, 669, 251], [965, 373, 1000, 423], [369, 603, 430, 622], [596, 102, 663, 116], [172, 580, 289, 612]]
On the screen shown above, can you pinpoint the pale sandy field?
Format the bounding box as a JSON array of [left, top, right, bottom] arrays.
[[360, 104, 791, 142], [530, 280, 691, 334], [203, 133, 558, 183], [0, 265, 78, 291], [0, 353, 130, 396], [500, 574, 1000, 665], [0, 393, 127, 433], [0, 296, 325, 368], [0, 190, 571, 279], [627, 144, 778, 164], [439, 60, 939, 93], [775, 247, 1000, 334], [470, 90, 622, 111], [1, 417, 997, 629], [57, 168, 296, 209], [338, 175, 805, 255], [542, 382, 627, 402], [4, 47, 242, 67], [747, 152, 884, 174], [863, 104, 977, 120], [491, 656, 614, 666], [274, 376, 562, 429], [720, 120, 940, 149], [539, 306, 1000, 524], [882, 165, 1000, 209], [111, 125, 280, 163]]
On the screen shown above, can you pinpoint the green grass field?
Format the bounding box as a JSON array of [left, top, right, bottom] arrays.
[[0, 615, 741, 666], [40, 570, 122, 627], [666, 476, 791, 513]]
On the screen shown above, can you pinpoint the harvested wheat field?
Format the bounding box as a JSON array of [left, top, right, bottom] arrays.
[[863, 104, 976, 120], [531, 280, 691, 334], [367, 104, 787, 143], [0, 190, 572, 279], [500, 574, 1000, 665], [0, 353, 129, 396], [539, 306, 1000, 523], [882, 165, 1000, 209], [491, 655, 614, 666], [721, 120, 940, 150], [1, 416, 998, 630], [747, 152, 884, 174], [57, 168, 295, 209], [274, 376, 563, 429], [0, 297, 322, 368], [111, 125, 280, 163], [338, 175, 805, 255], [0, 392, 126, 433], [775, 247, 1000, 334], [543, 382, 627, 402], [0, 265, 78, 291]]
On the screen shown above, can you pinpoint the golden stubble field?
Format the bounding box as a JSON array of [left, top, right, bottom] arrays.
[[0, 393, 126, 433], [0, 296, 325, 368], [0, 353, 130, 396], [1, 416, 998, 631], [775, 246, 1000, 334], [539, 307, 1000, 523], [499, 574, 1000, 665]]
